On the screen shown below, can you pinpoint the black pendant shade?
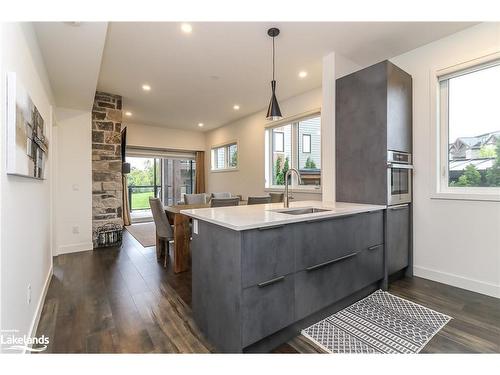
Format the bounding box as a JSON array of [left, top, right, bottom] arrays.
[[266, 28, 282, 121], [266, 80, 282, 120]]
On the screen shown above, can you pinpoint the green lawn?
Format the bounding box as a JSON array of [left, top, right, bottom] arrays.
[[131, 191, 154, 210]]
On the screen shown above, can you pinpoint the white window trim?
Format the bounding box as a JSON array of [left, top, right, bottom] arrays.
[[265, 111, 321, 191], [302, 134, 311, 153], [210, 140, 239, 172], [430, 50, 500, 202]]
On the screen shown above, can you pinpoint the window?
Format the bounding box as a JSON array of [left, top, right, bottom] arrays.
[[265, 114, 321, 189], [274, 131, 284, 152], [211, 142, 238, 171], [302, 134, 311, 153], [438, 58, 500, 196]]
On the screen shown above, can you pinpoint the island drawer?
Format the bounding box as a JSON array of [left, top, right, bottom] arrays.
[[294, 211, 383, 271], [241, 274, 294, 347], [294, 250, 359, 320], [241, 224, 295, 288], [355, 244, 384, 290]]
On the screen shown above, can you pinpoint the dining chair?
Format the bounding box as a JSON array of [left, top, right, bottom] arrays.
[[247, 195, 272, 205], [211, 192, 233, 199], [269, 192, 285, 203], [185, 193, 209, 205], [149, 197, 174, 268], [210, 197, 240, 207]]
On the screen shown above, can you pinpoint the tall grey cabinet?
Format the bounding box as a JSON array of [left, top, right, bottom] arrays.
[[336, 60, 413, 277]]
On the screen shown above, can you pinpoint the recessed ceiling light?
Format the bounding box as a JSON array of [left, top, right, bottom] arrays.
[[125, 111, 132, 117], [181, 23, 192, 34], [298, 71, 308, 78], [198, 123, 204, 127], [142, 84, 151, 91], [233, 105, 240, 110]]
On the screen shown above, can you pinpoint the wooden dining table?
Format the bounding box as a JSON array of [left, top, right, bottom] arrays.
[[164, 201, 246, 273]]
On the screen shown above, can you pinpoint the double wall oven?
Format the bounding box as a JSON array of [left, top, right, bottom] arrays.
[[387, 150, 413, 206]]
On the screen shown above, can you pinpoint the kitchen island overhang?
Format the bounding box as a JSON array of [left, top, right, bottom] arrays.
[[182, 201, 389, 353]]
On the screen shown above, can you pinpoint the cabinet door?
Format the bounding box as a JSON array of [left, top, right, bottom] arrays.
[[295, 251, 359, 320], [241, 275, 295, 347], [356, 245, 384, 289], [241, 224, 295, 288], [387, 63, 412, 153], [387, 204, 410, 274], [295, 212, 383, 271]]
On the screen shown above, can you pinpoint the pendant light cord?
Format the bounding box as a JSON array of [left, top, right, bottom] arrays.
[[272, 36, 275, 81]]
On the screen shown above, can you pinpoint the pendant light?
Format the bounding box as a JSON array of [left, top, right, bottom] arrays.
[[266, 27, 282, 121]]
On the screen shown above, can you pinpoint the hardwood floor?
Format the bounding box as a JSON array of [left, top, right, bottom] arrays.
[[35, 229, 500, 353]]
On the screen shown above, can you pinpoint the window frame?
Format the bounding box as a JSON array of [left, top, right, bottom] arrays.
[[210, 141, 239, 172], [264, 111, 321, 192], [432, 52, 500, 201]]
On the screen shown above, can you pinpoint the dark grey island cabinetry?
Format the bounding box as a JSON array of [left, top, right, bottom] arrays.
[[188, 205, 385, 353]]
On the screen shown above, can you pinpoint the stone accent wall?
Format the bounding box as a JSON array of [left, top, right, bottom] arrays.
[[92, 91, 123, 238]]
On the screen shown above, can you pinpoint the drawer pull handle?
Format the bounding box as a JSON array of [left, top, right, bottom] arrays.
[[306, 252, 358, 272], [389, 205, 408, 211], [258, 225, 284, 231], [368, 244, 383, 251], [257, 276, 285, 288]]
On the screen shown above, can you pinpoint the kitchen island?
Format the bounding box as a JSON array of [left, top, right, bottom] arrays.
[[182, 201, 387, 353]]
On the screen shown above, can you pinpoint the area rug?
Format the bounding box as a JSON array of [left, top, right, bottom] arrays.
[[125, 222, 156, 248], [301, 290, 451, 354]]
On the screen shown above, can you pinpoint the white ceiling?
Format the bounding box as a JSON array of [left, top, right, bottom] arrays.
[[36, 22, 477, 131], [34, 22, 108, 110]]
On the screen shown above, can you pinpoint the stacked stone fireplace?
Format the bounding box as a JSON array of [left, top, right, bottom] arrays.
[[91, 91, 123, 241]]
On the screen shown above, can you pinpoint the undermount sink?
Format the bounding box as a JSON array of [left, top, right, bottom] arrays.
[[274, 207, 332, 215]]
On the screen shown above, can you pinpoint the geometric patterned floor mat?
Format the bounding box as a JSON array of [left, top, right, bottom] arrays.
[[301, 290, 451, 353]]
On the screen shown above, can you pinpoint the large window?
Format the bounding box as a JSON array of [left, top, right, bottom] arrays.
[[438, 58, 500, 196], [265, 114, 321, 189], [211, 142, 238, 171]]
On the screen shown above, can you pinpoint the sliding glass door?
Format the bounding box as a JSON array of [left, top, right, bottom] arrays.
[[162, 159, 196, 205], [126, 150, 196, 222]]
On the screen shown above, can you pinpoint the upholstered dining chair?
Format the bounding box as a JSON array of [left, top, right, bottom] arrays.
[[149, 197, 174, 268], [269, 192, 285, 203], [184, 193, 209, 205], [210, 197, 240, 208], [247, 195, 272, 205], [211, 192, 233, 199]]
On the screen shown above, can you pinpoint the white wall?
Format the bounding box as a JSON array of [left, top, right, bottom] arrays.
[[125, 122, 205, 151], [0, 23, 55, 351], [54, 108, 93, 255], [391, 22, 500, 298], [205, 88, 323, 201]]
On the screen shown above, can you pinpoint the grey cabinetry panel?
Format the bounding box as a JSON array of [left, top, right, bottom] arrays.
[[387, 205, 410, 274], [387, 63, 412, 153], [241, 275, 295, 347], [356, 245, 384, 290], [352, 211, 384, 250], [336, 61, 388, 205], [241, 225, 295, 288], [294, 217, 354, 271], [295, 252, 359, 320]]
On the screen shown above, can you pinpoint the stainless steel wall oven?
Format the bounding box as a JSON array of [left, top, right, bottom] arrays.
[[387, 150, 413, 205]]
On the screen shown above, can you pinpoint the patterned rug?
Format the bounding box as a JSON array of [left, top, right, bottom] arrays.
[[301, 290, 451, 353]]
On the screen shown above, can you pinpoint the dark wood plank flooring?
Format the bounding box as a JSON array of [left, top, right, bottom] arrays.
[[35, 229, 500, 353]]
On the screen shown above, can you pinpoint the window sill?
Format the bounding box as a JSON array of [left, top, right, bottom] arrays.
[[430, 191, 500, 202], [210, 167, 239, 173], [265, 186, 322, 194]]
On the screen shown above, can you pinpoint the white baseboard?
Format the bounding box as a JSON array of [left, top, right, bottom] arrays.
[[57, 241, 93, 255], [414, 265, 500, 299], [25, 264, 53, 354]]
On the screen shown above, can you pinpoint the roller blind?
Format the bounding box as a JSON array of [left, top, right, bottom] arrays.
[[126, 146, 196, 160]]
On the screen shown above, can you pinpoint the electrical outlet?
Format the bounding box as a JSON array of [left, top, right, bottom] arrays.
[[27, 284, 31, 305], [72, 226, 80, 234]]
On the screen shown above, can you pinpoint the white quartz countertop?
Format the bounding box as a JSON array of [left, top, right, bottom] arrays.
[[181, 201, 386, 231]]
